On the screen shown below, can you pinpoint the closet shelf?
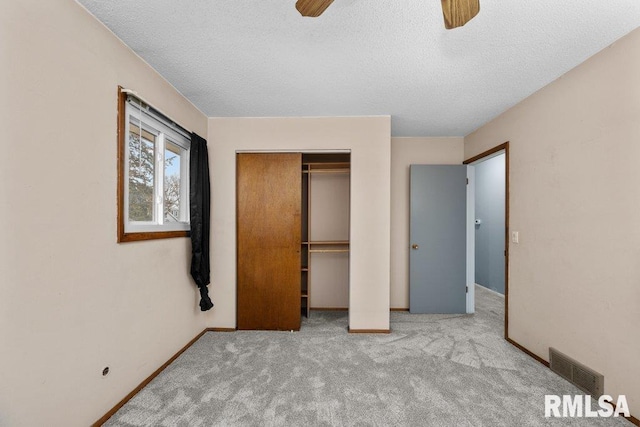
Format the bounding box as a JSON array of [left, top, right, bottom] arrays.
[[304, 162, 350, 170], [308, 241, 349, 246], [305, 169, 350, 174], [309, 249, 350, 254]]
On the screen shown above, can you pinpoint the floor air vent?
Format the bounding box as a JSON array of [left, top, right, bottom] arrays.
[[549, 347, 604, 396]]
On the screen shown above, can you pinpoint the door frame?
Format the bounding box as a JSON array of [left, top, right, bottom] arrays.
[[463, 142, 510, 339]]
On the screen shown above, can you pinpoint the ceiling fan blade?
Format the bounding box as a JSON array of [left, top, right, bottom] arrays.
[[441, 0, 480, 29], [296, 0, 335, 17]]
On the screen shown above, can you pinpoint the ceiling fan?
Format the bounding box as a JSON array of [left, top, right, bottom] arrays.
[[295, 0, 480, 29]]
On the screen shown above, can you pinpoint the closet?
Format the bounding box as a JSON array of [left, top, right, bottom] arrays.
[[301, 153, 350, 317], [236, 152, 350, 330]]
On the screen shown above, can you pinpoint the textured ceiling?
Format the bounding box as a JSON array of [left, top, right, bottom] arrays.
[[77, 0, 640, 136]]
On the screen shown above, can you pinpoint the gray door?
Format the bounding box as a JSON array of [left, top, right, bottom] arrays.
[[410, 165, 467, 313]]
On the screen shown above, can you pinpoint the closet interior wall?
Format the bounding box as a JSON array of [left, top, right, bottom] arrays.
[[301, 153, 351, 316]]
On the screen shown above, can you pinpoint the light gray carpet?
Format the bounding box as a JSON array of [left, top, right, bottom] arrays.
[[104, 286, 630, 426]]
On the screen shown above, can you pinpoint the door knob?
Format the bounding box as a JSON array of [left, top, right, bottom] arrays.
[[412, 244, 419, 250]]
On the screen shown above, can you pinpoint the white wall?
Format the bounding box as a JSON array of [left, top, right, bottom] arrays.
[[208, 116, 391, 331], [1, 1, 209, 426], [390, 137, 464, 308], [465, 28, 640, 416]]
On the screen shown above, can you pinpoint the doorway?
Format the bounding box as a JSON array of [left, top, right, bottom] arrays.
[[464, 142, 509, 338], [474, 153, 505, 294]]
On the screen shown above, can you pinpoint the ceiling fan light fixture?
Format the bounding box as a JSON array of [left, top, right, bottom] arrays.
[[296, 0, 335, 17], [441, 0, 480, 29]]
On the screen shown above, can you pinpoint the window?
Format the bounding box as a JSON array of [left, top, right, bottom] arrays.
[[117, 88, 191, 242]]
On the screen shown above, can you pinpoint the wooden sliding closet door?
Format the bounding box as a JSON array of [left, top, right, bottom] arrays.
[[237, 153, 301, 330]]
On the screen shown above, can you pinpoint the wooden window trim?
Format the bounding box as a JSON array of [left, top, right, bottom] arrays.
[[117, 87, 190, 243]]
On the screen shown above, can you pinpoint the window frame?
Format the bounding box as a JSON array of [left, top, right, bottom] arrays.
[[117, 87, 191, 242]]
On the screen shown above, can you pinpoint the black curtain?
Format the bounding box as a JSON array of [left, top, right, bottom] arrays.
[[189, 133, 213, 311]]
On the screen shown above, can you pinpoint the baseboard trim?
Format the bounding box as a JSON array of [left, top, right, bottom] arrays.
[[613, 403, 640, 426], [506, 337, 550, 367], [348, 328, 391, 334], [390, 308, 409, 312], [605, 399, 640, 426], [92, 328, 209, 426], [311, 307, 348, 311], [207, 327, 236, 332], [474, 284, 505, 299]]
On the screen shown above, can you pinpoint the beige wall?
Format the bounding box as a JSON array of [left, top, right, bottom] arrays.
[[390, 138, 464, 308], [465, 28, 640, 414], [309, 172, 350, 308], [1, 1, 209, 426], [208, 116, 391, 331]]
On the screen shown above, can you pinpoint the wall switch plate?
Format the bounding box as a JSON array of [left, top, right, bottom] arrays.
[[512, 231, 519, 244]]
